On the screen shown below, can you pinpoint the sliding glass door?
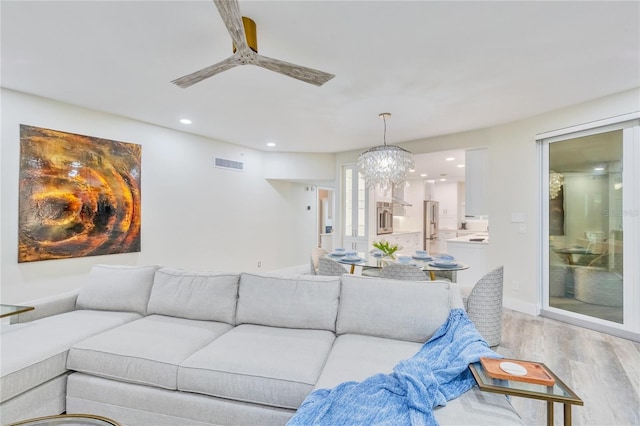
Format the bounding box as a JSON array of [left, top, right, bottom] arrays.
[[539, 114, 639, 341]]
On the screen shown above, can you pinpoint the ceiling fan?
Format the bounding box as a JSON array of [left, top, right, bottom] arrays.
[[172, 0, 335, 88]]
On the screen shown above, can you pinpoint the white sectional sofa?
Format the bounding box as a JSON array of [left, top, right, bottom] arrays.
[[1, 265, 524, 425]]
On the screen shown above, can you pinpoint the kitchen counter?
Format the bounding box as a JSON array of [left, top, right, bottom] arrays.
[[390, 230, 421, 236], [447, 232, 489, 244]]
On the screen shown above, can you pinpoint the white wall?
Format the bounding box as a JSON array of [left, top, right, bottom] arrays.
[[1, 89, 319, 303], [336, 88, 640, 315]]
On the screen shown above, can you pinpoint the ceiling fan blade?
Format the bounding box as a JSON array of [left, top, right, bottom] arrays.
[[214, 0, 249, 52], [172, 55, 242, 88], [252, 54, 335, 86]]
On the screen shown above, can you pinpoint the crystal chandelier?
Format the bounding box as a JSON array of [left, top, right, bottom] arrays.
[[357, 113, 414, 189], [549, 170, 564, 199]]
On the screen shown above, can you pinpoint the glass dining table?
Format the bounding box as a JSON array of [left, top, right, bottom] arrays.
[[331, 252, 469, 280]]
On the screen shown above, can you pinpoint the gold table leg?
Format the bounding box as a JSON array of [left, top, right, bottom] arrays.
[[429, 271, 436, 280], [547, 401, 554, 426], [564, 403, 572, 426], [350, 264, 355, 274]]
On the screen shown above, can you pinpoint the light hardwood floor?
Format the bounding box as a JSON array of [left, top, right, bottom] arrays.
[[496, 309, 640, 426]]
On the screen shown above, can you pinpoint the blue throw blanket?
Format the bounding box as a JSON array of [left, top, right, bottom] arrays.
[[287, 308, 500, 426]]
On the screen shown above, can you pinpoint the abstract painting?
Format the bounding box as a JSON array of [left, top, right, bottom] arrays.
[[18, 125, 142, 262]]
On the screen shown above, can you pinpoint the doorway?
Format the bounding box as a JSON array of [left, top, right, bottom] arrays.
[[538, 114, 640, 341], [317, 187, 335, 252]]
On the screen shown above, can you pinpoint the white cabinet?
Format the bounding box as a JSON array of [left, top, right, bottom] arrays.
[[380, 232, 422, 255], [438, 230, 458, 254], [320, 233, 334, 252], [447, 238, 489, 287], [342, 164, 368, 252], [465, 148, 488, 216]]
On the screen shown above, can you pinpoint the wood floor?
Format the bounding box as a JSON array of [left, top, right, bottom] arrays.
[[496, 309, 640, 426]]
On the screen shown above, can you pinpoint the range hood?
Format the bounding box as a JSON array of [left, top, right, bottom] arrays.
[[391, 184, 412, 206], [392, 196, 412, 206]]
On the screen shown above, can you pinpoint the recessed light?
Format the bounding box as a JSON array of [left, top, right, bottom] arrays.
[[440, 178, 446, 181], [409, 169, 415, 173], [446, 157, 455, 161], [457, 164, 465, 168], [420, 173, 427, 177], [266, 142, 276, 147], [594, 167, 604, 171], [180, 118, 192, 124]]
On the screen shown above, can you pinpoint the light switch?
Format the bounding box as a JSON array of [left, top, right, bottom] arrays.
[[511, 213, 525, 223]]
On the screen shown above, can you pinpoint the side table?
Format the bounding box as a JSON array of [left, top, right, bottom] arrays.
[[469, 360, 583, 426], [1, 304, 34, 318], [8, 414, 121, 426]]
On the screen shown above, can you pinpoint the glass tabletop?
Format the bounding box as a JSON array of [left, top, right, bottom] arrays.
[[469, 360, 583, 405], [329, 252, 469, 272], [1, 304, 34, 318]]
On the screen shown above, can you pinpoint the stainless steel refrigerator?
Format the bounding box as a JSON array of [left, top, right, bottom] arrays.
[[423, 200, 439, 253]]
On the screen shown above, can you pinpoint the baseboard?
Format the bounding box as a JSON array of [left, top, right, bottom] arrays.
[[503, 297, 540, 316], [266, 264, 310, 275]]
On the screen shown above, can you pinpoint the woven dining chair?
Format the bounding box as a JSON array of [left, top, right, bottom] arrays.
[[460, 266, 504, 347], [379, 263, 429, 281], [310, 247, 328, 275], [317, 256, 349, 276]]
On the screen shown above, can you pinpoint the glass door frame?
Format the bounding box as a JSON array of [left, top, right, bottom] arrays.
[[536, 112, 640, 342]]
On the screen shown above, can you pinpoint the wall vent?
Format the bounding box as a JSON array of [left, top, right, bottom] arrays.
[[214, 157, 244, 172]]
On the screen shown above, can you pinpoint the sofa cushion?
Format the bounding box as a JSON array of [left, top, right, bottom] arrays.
[[313, 334, 422, 391], [236, 273, 340, 331], [67, 315, 232, 390], [337, 275, 451, 342], [0, 310, 141, 403], [76, 264, 160, 315], [178, 324, 336, 409], [148, 268, 239, 323]]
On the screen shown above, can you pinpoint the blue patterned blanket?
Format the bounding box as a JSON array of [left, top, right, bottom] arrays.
[[287, 308, 500, 426]]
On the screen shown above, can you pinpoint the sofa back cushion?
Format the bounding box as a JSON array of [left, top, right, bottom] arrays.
[[148, 268, 240, 324], [236, 273, 340, 331], [337, 275, 451, 343], [76, 264, 160, 315]]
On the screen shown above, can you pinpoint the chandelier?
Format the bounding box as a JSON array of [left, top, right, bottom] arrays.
[[549, 170, 564, 199], [357, 113, 414, 189]]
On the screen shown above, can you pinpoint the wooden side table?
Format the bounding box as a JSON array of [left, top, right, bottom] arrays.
[[469, 360, 583, 426]]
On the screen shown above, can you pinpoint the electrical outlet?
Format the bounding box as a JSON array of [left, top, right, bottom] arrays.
[[512, 280, 519, 291], [257, 261, 262, 268]]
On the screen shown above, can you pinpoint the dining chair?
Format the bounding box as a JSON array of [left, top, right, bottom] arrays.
[[317, 256, 349, 276], [310, 247, 328, 275], [459, 266, 504, 347], [379, 263, 429, 281]]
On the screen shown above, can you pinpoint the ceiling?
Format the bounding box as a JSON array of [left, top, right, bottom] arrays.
[[2, 1, 639, 155]]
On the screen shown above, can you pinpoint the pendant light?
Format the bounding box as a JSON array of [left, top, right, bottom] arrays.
[[357, 113, 414, 189]]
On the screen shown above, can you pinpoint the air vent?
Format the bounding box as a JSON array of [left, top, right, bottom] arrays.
[[214, 157, 244, 172]]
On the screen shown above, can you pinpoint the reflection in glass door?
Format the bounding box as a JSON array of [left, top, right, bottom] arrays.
[[547, 131, 624, 323]]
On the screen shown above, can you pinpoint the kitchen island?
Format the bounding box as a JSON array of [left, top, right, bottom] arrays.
[[446, 232, 489, 286]]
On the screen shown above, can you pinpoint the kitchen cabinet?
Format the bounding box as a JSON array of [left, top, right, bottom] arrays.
[[447, 234, 489, 287], [434, 182, 459, 230], [380, 231, 422, 255], [320, 233, 334, 252], [465, 148, 488, 216], [438, 230, 458, 254], [342, 164, 368, 252]]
